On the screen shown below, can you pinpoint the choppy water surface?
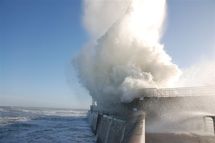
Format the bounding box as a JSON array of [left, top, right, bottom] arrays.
[[0, 106, 95, 143]]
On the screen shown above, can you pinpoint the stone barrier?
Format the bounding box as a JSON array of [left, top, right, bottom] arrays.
[[88, 111, 145, 143]]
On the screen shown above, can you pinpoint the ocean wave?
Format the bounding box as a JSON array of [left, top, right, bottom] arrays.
[[0, 108, 5, 112], [0, 117, 30, 126], [0, 107, 95, 143], [11, 108, 88, 117]]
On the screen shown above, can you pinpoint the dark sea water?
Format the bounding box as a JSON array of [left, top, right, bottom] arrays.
[[0, 106, 96, 143]]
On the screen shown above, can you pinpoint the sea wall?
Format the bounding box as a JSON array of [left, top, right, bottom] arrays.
[[88, 110, 145, 143], [88, 111, 215, 143], [88, 107, 215, 143]]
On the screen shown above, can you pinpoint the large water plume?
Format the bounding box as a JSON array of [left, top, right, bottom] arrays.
[[74, 0, 181, 103], [72, 0, 215, 135]]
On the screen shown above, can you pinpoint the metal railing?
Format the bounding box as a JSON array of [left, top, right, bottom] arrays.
[[142, 86, 215, 97]]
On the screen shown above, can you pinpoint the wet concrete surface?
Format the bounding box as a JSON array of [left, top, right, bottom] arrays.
[[146, 133, 215, 143]]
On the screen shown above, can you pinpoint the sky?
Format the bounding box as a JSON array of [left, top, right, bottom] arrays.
[[0, 0, 214, 108]]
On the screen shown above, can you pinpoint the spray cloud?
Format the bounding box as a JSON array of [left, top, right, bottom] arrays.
[[176, 59, 215, 87], [72, 0, 215, 135], [74, 0, 181, 103]]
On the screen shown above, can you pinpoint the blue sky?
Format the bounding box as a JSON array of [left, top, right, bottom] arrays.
[[0, 0, 214, 108], [164, 0, 215, 67]]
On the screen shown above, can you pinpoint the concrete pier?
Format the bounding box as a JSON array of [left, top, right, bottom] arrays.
[[88, 110, 215, 143], [88, 87, 215, 143]]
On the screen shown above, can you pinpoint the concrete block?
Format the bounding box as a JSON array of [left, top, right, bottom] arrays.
[[96, 115, 112, 143], [91, 112, 98, 133], [106, 118, 126, 143]]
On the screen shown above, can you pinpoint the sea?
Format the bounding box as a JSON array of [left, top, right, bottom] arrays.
[[0, 106, 96, 143]]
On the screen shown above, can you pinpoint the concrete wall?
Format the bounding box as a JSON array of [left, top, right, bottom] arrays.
[[212, 116, 215, 135], [107, 118, 126, 143], [88, 111, 102, 134], [96, 115, 111, 143], [88, 111, 145, 143], [88, 111, 215, 143]]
